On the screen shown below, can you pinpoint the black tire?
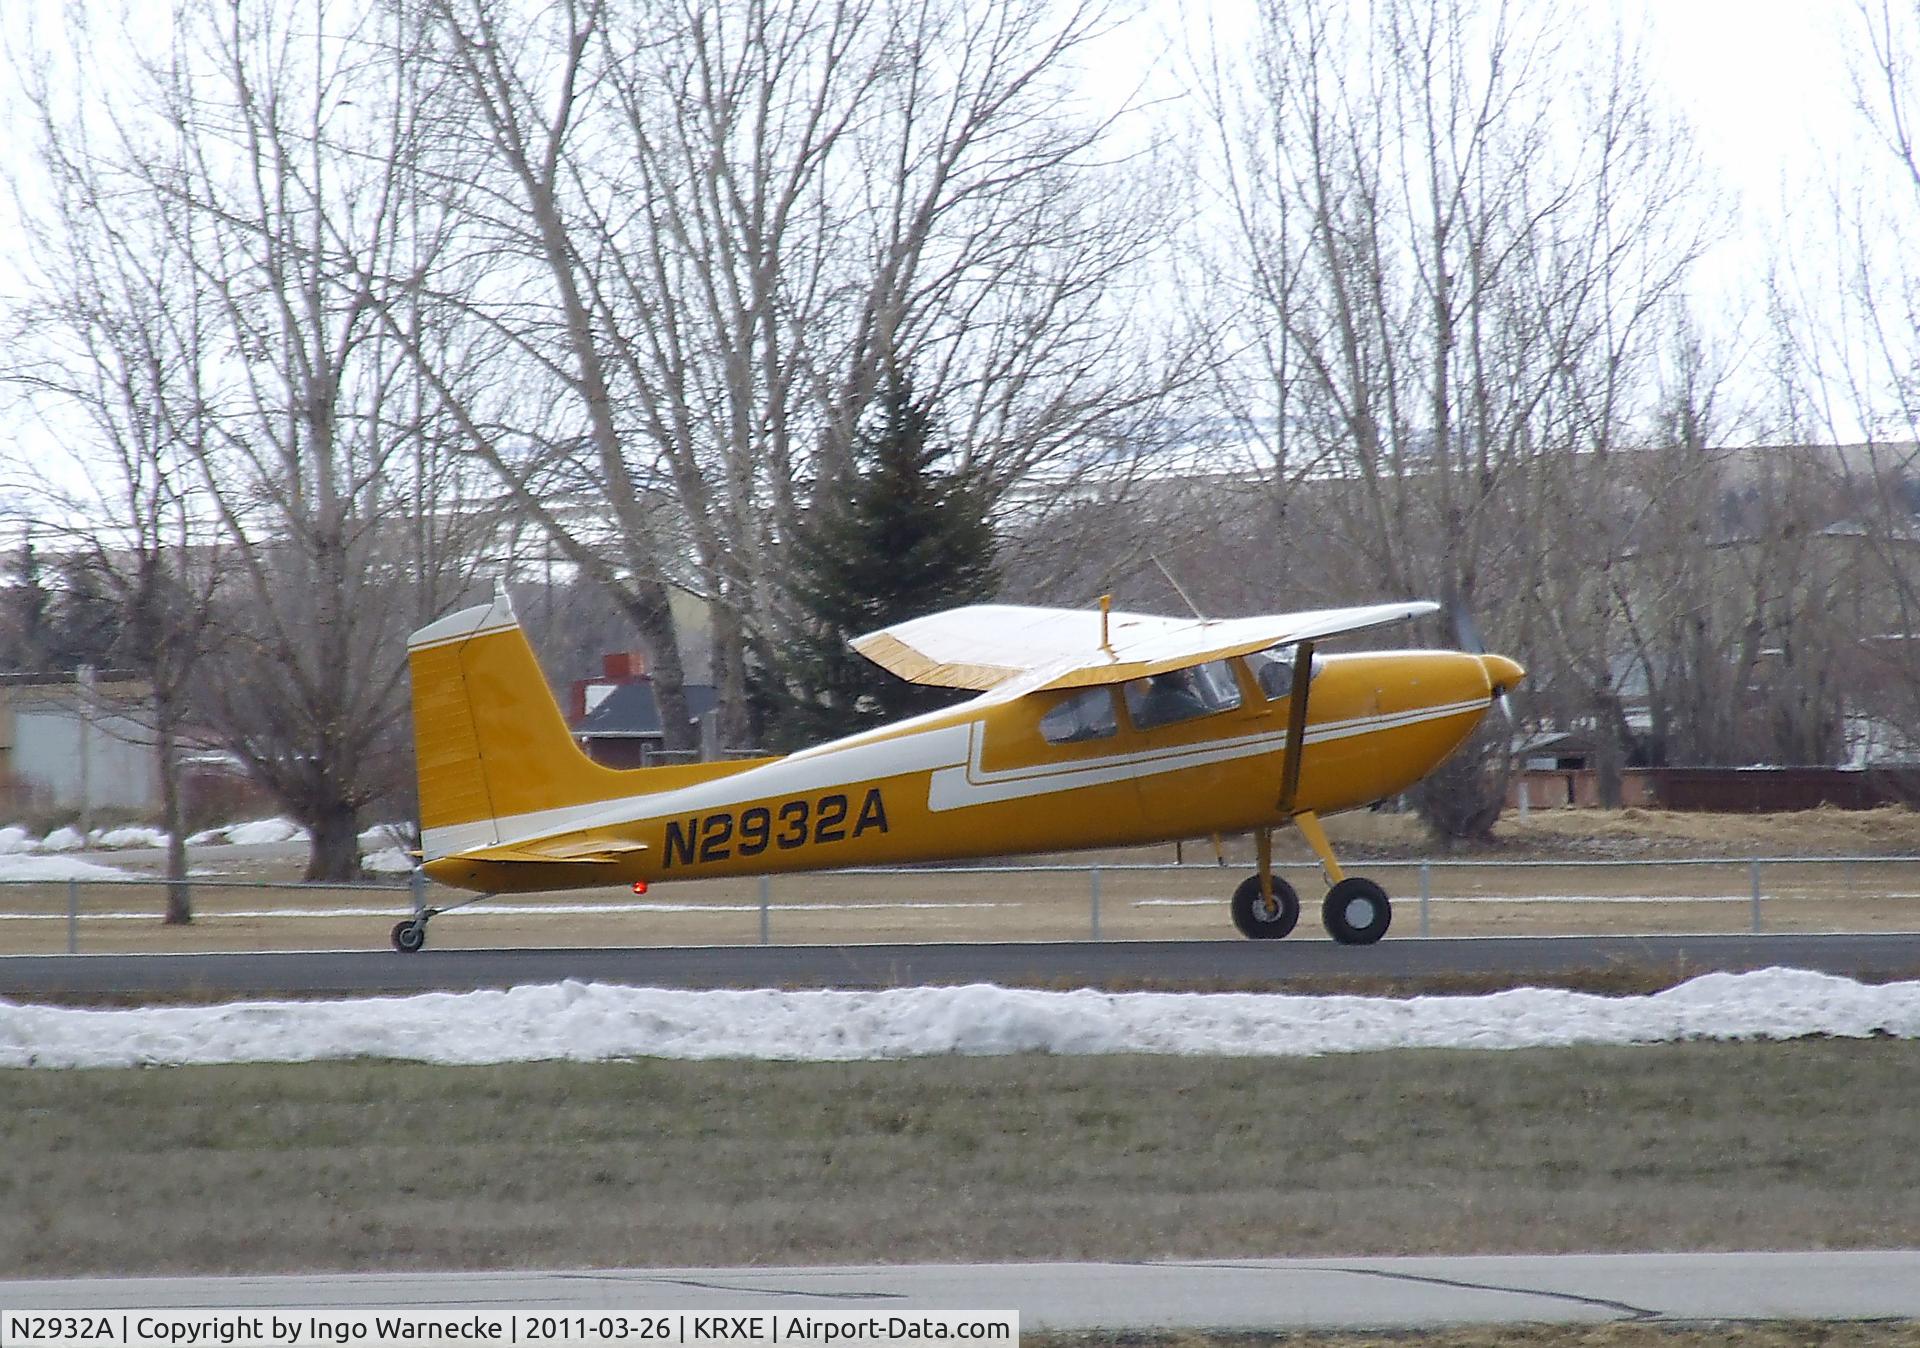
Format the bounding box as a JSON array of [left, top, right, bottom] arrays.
[[391, 919, 427, 954], [1231, 874, 1300, 940], [1322, 877, 1392, 945]]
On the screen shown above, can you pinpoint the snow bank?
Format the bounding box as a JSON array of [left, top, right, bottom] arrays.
[[0, 827, 35, 855], [1, 968, 1914, 1070], [38, 827, 84, 852]]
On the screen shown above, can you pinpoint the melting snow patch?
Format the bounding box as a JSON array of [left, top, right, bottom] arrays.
[[0, 968, 1915, 1070], [0, 827, 36, 855], [0, 853, 135, 883], [362, 847, 416, 875], [225, 817, 309, 846], [92, 827, 171, 850]]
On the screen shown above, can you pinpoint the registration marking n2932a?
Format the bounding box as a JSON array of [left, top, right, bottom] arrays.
[[662, 787, 890, 867]]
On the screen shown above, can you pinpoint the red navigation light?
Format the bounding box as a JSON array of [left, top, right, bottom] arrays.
[[631, 880, 649, 895]]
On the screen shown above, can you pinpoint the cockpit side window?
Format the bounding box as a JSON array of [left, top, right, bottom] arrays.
[[1246, 645, 1321, 701], [1040, 687, 1120, 744], [1123, 659, 1243, 731]]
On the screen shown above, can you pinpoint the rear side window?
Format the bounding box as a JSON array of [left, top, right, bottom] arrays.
[[1123, 660, 1243, 730], [1040, 687, 1119, 744]]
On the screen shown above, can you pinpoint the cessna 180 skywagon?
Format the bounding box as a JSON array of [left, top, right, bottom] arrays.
[[393, 593, 1523, 951]]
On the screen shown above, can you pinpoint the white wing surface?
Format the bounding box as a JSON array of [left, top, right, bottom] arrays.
[[851, 601, 1441, 692]]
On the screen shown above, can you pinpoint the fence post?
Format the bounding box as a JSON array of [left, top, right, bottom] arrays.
[[67, 877, 78, 954], [1750, 857, 1763, 934], [1419, 861, 1431, 938], [759, 875, 771, 945], [1090, 866, 1102, 940]]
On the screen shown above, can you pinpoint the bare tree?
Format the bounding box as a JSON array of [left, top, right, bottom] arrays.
[[10, 0, 504, 879], [3, 45, 225, 917], [1764, 0, 1920, 759], [389, 0, 1183, 746], [1196, 0, 1708, 825]]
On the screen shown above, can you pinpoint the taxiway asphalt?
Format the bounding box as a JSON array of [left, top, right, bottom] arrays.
[[5, 1253, 1920, 1330], [3, 932, 1919, 999]]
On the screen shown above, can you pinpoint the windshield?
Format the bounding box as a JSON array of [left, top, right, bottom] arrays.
[[1245, 645, 1320, 701]]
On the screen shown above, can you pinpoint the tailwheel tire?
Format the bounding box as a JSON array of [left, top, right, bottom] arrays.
[[1231, 874, 1300, 940], [391, 919, 427, 954], [1322, 877, 1392, 945]]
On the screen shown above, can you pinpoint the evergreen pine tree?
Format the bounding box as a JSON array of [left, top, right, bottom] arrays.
[[48, 554, 123, 669], [1, 541, 53, 671], [774, 375, 997, 747]]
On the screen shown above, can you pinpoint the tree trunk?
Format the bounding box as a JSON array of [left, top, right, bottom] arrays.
[[713, 602, 753, 753], [1592, 688, 1628, 809], [156, 711, 192, 925], [303, 802, 363, 883], [621, 580, 697, 754]]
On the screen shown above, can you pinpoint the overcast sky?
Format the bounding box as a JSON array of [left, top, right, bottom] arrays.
[[0, 0, 1892, 468], [1640, 0, 1855, 201]]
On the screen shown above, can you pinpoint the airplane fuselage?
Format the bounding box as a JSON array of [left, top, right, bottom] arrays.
[[423, 648, 1504, 894]]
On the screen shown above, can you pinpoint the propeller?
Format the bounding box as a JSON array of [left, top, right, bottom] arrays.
[[1449, 600, 1517, 726]]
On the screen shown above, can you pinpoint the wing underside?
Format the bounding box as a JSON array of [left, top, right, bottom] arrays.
[[851, 601, 1440, 693]]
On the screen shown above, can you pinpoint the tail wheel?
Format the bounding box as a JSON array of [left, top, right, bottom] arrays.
[[1322, 877, 1392, 945], [1231, 874, 1300, 940]]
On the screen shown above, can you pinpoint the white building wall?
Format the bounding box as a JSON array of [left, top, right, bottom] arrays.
[[12, 708, 160, 814]]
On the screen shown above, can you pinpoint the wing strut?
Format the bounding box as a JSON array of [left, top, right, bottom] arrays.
[[1277, 640, 1315, 813]]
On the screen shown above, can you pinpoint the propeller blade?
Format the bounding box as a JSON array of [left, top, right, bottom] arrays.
[[1451, 603, 1485, 655]]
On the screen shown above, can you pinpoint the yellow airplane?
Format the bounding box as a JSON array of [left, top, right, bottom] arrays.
[[394, 594, 1523, 952]]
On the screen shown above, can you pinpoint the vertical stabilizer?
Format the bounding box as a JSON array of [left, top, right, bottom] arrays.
[[407, 593, 629, 860]]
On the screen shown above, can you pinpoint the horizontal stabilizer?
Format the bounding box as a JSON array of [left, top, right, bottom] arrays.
[[460, 837, 650, 866], [852, 601, 1440, 692]]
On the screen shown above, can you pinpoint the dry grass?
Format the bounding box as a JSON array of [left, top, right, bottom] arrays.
[[1033, 1327, 1920, 1348], [3, 1039, 1917, 1277], [1493, 804, 1920, 859], [1322, 804, 1920, 861]]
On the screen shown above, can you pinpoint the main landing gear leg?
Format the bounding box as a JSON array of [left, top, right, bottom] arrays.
[[1230, 826, 1300, 939], [1292, 810, 1392, 945]]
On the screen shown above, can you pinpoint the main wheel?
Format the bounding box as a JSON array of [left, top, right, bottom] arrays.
[[391, 919, 427, 954], [1322, 877, 1391, 945], [1231, 874, 1300, 939]]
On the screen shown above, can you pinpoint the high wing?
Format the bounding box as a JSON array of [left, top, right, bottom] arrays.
[[851, 601, 1441, 693]]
